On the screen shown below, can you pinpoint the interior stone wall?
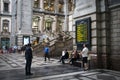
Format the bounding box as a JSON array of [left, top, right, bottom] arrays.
[[109, 5, 120, 71]]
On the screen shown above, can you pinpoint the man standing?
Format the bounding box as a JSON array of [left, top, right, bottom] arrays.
[[25, 43, 33, 76], [44, 45, 50, 62], [80, 44, 89, 70]]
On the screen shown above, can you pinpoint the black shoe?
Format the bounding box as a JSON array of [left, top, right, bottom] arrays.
[[29, 73, 33, 75], [26, 72, 29, 75], [84, 68, 88, 71], [26, 73, 33, 76]]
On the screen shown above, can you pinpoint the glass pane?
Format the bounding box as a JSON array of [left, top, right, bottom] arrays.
[[4, 3, 9, 12], [44, 0, 55, 11], [3, 21, 9, 32], [34, 0, 39, 8], [46, 22, 51, 31]]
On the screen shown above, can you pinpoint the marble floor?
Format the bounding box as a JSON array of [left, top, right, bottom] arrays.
[[0, 53, 120, 80]]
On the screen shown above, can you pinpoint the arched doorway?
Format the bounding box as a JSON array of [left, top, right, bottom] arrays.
[[1, 37, 10, 48]]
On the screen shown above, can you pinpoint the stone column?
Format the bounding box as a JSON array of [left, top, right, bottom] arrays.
[[11, 0, 17, 46], [17, 0, 33, 46], [16, 0, 23, 46], [104, 0, 112, 69], [55, 0, 59, 13], [0, 17, 1, 33], [63, 0, 69, 31], [0, 0, 1, 33], [53, 15, 58, 32], [54, 0, 59, 33], [40, 0, 44, 11], [16, 0, 22, 33], [20, 0, 33, 35], [40, 14, 45, 33], [96, 0, 110, 69], [39, 0, 44, 33]]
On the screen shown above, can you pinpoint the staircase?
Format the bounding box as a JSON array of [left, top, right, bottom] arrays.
[[32, 32, 73, 58]]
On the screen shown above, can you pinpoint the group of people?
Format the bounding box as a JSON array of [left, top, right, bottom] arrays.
[[58, 44, 89, 71], [24, 43, 89, 76]]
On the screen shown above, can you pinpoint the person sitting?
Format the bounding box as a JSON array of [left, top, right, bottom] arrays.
[[69, 49, 79, 65], [58, 49, 69, 64]]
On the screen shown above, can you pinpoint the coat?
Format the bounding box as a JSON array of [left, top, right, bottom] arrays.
[[25, 47, 33, 60]]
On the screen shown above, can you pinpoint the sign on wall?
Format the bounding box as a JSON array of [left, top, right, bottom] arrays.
[[76, 17, 91, 50], [23, 36, 30, 45]]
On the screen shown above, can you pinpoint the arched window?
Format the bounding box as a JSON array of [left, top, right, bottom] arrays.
[[2, 20, 9, 32], [45, 16, 54, 31], [45, 21, 52, 31], [32, 16, 40, 34]]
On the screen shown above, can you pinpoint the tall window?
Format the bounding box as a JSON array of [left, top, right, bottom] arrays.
[[58, 3, 64, 13], [4, 2, 9, 12], [3, 20, 9, 32], [45, 22, 52, 31], [44, 0, 55, 11], [34, 0, 39, 8], [45, 16, 54, 31], [57, 18, 63, 32], [32, 16, 40, 34]]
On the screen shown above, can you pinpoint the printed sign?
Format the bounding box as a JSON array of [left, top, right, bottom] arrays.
[[23, 36, 30, 45]]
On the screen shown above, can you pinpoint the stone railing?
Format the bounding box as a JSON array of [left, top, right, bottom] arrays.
[[50, 37, 73, 57], [32, 38, 56, 57], [32, 37, 73, 58]]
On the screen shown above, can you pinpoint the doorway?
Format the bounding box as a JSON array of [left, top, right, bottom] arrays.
[[1, 38, 10, 49]]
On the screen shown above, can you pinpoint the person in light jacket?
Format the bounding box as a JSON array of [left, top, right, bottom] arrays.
[[80, 44, 89, 70]]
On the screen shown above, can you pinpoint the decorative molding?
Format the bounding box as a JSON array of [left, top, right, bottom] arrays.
[[3, 0, 10, 3]]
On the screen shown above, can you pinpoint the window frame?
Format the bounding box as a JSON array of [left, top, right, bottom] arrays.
[[2, 20, 9, 32], [44, 0, 55, 11], [34, 0, 40, 8], [32, 16, 40, 33], [3, 2, 9, 12]]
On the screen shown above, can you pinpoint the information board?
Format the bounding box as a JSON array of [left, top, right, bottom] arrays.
[[76, 17, 91, 50]]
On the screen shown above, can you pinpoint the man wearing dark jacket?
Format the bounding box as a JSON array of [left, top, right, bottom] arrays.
[[25, 43, 33, 76], [58, 49, 69, 64]]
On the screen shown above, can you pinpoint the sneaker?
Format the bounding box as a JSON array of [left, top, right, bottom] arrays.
[[29, 73, 33, 75]]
